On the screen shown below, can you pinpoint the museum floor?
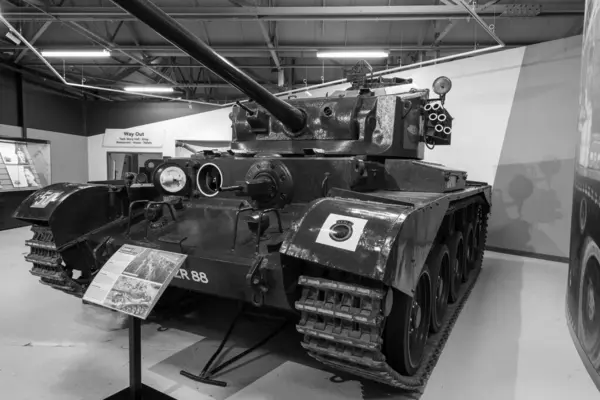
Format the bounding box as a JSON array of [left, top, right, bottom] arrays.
[[0, 226, 597, 400]]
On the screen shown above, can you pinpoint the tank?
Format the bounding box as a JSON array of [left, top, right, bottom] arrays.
[[13, 0, 491, 391]]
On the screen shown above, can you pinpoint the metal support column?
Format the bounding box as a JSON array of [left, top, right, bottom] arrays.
[[16, 74, 26, 138]]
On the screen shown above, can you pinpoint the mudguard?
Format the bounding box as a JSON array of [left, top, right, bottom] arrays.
[[280, 195, 449, 296], [13, 183, 121, 248]]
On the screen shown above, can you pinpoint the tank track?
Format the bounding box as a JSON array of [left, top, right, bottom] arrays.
[[295, 208, 488, 392], [24, 225, 85, 297]]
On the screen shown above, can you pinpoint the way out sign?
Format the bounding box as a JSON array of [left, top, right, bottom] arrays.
[[102, 128, 165, 148]]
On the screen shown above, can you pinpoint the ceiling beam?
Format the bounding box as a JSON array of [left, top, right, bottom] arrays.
[[431, 20, 456, 47], [19, 0, 50, 6], [108, 20, 124, 42], [68, 21, 178, 84], [228, 0, 257, 6], [107, 21, 150, 82], [13, 20, 51, 63], [227, 0, 282, 71], [258, 21, 281, 70], [2, 2, 181, 85], [479, 0, 502, 13], [455, 0, 503, 45], [0, 4, 583, 22]]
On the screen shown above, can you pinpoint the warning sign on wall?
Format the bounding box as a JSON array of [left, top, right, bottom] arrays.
[[102, 128, 165, 148]]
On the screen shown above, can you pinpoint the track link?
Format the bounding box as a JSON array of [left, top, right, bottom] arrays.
[[24, 226, 84, 297], [295, 209, 488, 392]]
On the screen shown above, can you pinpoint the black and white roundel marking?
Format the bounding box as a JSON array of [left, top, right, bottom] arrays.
[[316, 213, 368, 251], [329, 220, 354, 242]]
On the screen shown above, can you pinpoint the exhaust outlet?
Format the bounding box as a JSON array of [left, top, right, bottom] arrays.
[[437, 114, 447, 122], [444, 126, 452, 135], [435, 124, 444, 133], [429, 113, 438, 121]]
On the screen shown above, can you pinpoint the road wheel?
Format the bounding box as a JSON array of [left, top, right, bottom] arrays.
[[428, 244, 450, 333], [463, 223, 475, 281], [383, 267, 432, 376], [447, 231, 465, 303]]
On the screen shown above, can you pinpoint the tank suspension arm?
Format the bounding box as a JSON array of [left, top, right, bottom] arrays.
[[109, 0, 307, 133]]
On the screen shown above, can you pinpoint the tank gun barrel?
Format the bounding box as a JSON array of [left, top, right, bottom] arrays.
[[109, 0, 306, 133]]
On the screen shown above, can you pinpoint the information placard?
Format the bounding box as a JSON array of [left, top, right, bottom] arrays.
[[102, 128, 165, 148], [83, 245, 187, 319]]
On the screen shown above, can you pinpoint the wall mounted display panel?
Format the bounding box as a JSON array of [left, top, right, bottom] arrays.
[[0, 136, 50, 230], [0, 137, 50, 192]]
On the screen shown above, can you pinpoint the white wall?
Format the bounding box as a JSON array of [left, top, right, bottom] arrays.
[[27, 128, 88, 184], [0, 125, 88, 184], [487, 35, 582, 258], [87, 108, 232, 181], [0, 124, 23, 138]]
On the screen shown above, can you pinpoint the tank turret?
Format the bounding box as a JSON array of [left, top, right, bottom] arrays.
[[111, 0, 454, 158]]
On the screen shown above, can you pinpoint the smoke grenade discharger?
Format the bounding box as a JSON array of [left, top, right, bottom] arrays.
[[431, 102, 442, 111], [437, 113, 447, 122], [435, 124, 444, 133], [444, 127, 452, 135], [429, 113, 438, 122], [424, 103, 433, 112]]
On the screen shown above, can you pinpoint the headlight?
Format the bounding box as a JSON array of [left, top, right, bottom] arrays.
[[153, 163, 187, 194]]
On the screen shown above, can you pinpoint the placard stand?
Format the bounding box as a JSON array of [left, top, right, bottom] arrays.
[[104, 316, 175, 400]]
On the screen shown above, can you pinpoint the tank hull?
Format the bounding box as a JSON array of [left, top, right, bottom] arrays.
[[13, 157, 491, 392], [14, 178, 490, 305]]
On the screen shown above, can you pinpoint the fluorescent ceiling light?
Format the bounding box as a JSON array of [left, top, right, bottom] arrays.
[[316, 51, 389, 59], [41, 49, 111, 58], [124, 86, 175, 93]]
